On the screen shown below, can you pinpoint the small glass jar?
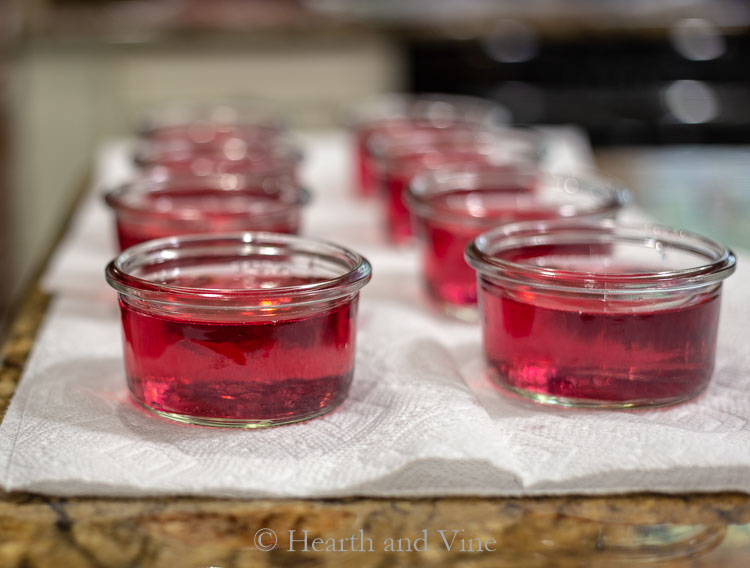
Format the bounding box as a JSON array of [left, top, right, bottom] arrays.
[[133, 135, 303, 178], [105, 232, 372, 427], [465, 219, 736, 408], [372, 128, 542, 244], [407, 167, 626, 320], [344, 93, 508, 197], [137, 99, 285, 147], [105, 173, 310, 251]]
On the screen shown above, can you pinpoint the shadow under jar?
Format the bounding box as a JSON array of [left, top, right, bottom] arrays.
[[371, 128, 542, 244], [105, 173, 310, 251], [344, 93, 508, 197], [105, 232, 372, 427], [465, 220, 736, 409], [406, 168, 626, 321]]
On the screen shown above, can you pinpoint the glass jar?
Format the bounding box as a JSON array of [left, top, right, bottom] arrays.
[[407, 167, 626, 320], [104, 173, 310, 251], [343, 93, 509, 196], [105, 232, 372, 427], [465, 219, 736, 408], [372, 128, 542, 244]]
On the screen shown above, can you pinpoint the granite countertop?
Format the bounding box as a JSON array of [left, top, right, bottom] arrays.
[[1, 286, 750, 566]]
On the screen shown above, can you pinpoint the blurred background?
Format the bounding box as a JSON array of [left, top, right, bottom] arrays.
[[0, 0, 749, 333]]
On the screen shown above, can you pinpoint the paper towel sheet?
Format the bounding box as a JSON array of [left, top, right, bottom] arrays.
[[3, 130, 749, 498]]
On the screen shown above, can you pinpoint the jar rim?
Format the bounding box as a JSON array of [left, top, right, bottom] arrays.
[[465, 219, 736, 294], [137, 98, 287, 136], [133, 136, 303, 169], [105, 232, 373, 309], [368, 127, 543, 163], [104, 174, 311, 221], [406, 167, 627, 228]]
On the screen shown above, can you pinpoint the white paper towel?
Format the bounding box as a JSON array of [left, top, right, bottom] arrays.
[[3, 130, 749, 498]]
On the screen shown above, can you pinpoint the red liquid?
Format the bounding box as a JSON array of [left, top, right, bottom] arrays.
[[479, 268, 722, 405], [120, 275, 357, 423], [114, 188, 301, 250], [384, 169, 416, 244], [384, 151, 490, 244], [417, 188, 566, 310], [354, 120, 476, 197], [355, 128, 378, 196]]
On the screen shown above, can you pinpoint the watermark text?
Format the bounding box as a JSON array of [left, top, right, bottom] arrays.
[[254, 528, 497, 553]]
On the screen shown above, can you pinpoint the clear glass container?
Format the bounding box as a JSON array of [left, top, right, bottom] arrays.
[[371, 128, 543, 244], [105, 232, 372, 427], [465, 219, 736, 408], [407, 167, 626, 320], [343, 93, 509, 196], [104, 173, 310, 251]]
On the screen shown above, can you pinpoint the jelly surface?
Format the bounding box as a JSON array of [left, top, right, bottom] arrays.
[[478, 253, 722, 405], [119, 274, 356, 423]]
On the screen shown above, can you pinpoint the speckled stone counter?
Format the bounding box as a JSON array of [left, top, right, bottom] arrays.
[[1, 287, 750, 567]]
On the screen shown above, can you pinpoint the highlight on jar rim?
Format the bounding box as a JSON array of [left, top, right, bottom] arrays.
[[465, 219, 736, 409], [137, 98, 287, 140], [132, 133, 304, 177], [105, 231, 373, 428], [407, 166, 628, 229], [367, 126, 545, 169], [342, 92, 510, 129]]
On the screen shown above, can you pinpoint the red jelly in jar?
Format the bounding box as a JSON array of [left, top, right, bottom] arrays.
[[406, 168, 625, 320], [465, 220, 736, 408], [344, 93, 507, 196], [105, 174, 310, 251], [356, 121, 476, 199], [105, 232, 372, 427], [372, 129, 542, 244]]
